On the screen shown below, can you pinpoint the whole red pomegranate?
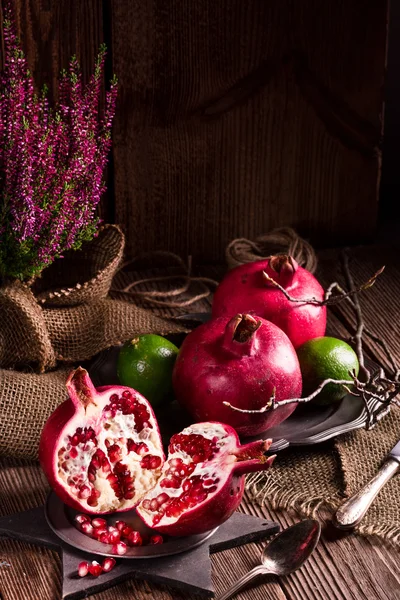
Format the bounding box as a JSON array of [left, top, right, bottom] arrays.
[[39, 367, 165, 514], [137, 422, 275, 536], [212, 255, 326, 348], [172, 313, 302, 436]]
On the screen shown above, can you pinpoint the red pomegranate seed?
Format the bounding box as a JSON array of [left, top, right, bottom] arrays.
[[78, 485, 91, 499], [109, 529, 121, 544], [92, 518, 107, 529], [149, 534, 164, 545], [99, 532, 111, 544], [93, 526, 108, 540], [157, 493, 169, 506], [141, 499, 151, 510], [112, 541, 127, 555], [74, 514, 90, 525], [110, 393, 119, 402], [115, 520, 127, 531], [69, 447, 78, 459], [107, 444, 122, 463], [102, 557, 116, 573], [78, 561, 89, 577], [121, 525, 133, 538], [127, 531, 143, 546], [80, 522, 94, 537], [122, 389, 132, 399], [150, 498, 159, 512], [88, 561, 103, 577]]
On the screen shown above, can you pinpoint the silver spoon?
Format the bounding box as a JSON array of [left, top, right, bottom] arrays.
[[218, 519, 321, 600]]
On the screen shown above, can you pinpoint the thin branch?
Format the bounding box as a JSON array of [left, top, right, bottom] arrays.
[[261, 266, 384, 307]]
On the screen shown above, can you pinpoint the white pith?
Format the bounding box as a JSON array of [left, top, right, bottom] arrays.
[[137, 422, 236, 526], [57, 394, 163, 512]]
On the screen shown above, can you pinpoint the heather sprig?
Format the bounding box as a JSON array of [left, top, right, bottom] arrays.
[[0, 5, 117, 281]]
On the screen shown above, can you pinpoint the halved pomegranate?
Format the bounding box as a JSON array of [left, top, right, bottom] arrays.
[[136, 422, 275, 536], [39, 367, 165, 514]]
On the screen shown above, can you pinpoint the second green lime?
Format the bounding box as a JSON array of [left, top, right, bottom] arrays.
[[296, 336, 360, 405], [117, 334, 179, 407]]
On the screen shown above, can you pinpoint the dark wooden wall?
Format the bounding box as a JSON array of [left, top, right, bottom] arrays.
[[1, 0, 388, 261]]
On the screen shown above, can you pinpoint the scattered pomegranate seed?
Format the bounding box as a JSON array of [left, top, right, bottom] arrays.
[[93, 526, 108, 540], [74, 514, 90, 525], [115, 520, 127, 532], [102, 557, 116, 573], [92, 517, 107, 529], [112, 541, 127, 555], [88, 561, 103, 577], [99, 532, 111, 544], [78, 561, 89, 577], [149, 534, 164, 545], [80, 522, 94, 537], [127, 531, 143, 546], [121, 525, 133, 538], [108, 529, 121, 544]]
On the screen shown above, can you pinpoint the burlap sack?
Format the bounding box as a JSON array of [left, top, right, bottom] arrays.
[[0, 225, 185, 458]]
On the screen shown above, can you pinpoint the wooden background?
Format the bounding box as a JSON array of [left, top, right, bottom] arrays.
[[0, 0, 388, 261]]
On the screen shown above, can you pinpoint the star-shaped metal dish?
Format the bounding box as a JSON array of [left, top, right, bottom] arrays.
[[0, 493, 279, 599]]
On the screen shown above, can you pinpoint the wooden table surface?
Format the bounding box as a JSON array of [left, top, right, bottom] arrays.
[[0, 244, 399, 600]]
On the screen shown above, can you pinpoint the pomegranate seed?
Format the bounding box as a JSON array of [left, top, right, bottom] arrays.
[[78, 561, 89, 577], [74, 514, 90, 525], [102, 557, 116, 573], [127, 531, 143, 546], [99, 532, 111, 544], [70, 434, 80, 446], [69, 447, 78, 459], [192, 491, 208, 503], [203, 478, 215, 487], [78, 485, 91, 499], [149, 534, 164, 545], [88, 561, 103, 577], [112, 541, 127, 555], [157, 493, 169, 506], [115, 520, 127, 531], [92, 518, 107, 529], [150, 498, 159, 512], [108, 444, 122, 463], [109, 529, 121, 543], [80, 522, 94, 537], [93, 526, 108, 540], [141, 500, 151, 510], [121, 525, 133, 538], [110, 393, 119, 402], [122, 390, 132, 399], [182, 480, 192, 492]]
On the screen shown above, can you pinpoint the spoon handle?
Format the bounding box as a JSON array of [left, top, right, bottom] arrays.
[[218, 565, 268, 600]]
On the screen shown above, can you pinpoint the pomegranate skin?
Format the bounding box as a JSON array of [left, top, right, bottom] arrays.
[[212, 255, 326, 348], [137, 422, 275, 536], [39, 368, 165, 514], [172, 314, 302, 436]]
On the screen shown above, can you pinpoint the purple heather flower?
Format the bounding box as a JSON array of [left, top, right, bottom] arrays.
[[0, 1, 117, 280]]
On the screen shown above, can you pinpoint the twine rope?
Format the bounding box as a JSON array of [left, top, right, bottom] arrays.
[[112, 251, 219, 309], [226, 227, 318, 273]]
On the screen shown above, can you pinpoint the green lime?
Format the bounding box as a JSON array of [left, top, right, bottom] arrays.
[[117, 334, 179, 407], [296, 336, 359, 405]]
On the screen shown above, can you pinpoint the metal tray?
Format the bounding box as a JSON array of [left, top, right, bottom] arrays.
[[45, 492, 217, 559]]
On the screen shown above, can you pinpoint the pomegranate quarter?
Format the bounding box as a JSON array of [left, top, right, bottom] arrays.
[[137, 422, 275, 536], [39, 367, 165, 514]]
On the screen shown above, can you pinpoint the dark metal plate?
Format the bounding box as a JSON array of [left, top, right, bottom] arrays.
[[45, 492, 217, 559]]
